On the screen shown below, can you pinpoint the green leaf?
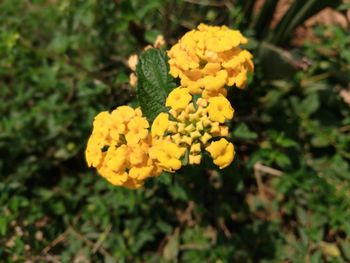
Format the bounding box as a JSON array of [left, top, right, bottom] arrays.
[[0, 217, 7, 236], [296, 207, 308, 226], [340, 239, 350, 261], [300, 93, 319, 116], [136, 48, 175, 122], [233, 123, 257, 140], [275, 152, 291, 168], [163, 231, 179, 260]]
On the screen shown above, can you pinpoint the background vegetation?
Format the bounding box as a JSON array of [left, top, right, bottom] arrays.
[[1, 0, 350, 262]]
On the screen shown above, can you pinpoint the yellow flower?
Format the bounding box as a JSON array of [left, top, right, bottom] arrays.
[[153, 35, 165, 48], [199, 70, 227, 91], [105, 145, 127, 172], [219, 126, 229, 137], [151, 112, 169, 137], [86, 105, 163, 189], [129, 73, 137, 88], [168, 24, 254, 96], [122, 178, 144, 189], [97, 162, 129, 186], [85, 135, 104, 167], [190, 143, 201, 153], [181, 136, 193, 146], [166, 87, 192, 110], [92, 111, 111, 139], [129, 166, 154, 180], [151, 141, 186, 172], [167, 121, 177, 133], [201, 132, 212, 144], [103, 171, 129, 186], [127, 54, 138, 71], [189, 154, 201, 165], [110, 111, 125, 139], [202, 87, 227, 99], [206, 138, 235, 169], [171, 133, 181, 145], [125, 116, 149, 144], [114, 106, 136, 123], [207, 96, 234, 123], [129, 147, 146, 166]]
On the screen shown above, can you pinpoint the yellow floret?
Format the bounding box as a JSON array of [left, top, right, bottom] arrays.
[[189, 154, 202, 165], [181, 136, 193, 146], [201, 132, 212, 144], [151, 112, 169, 137], [207, 96, 234, 123], [190, 130, 201, 139], [129, 166, 154, 180], [152, 141, 186, 172], [166, 87, 192, 111], [129, 147, 146, 166], [85, 135, 105, 167], [190, 143, 201, 153], [205, 138, 235, 169], [167, 121, 178, 133], [125, 116, 149, 144], [105, 145, 127, 172], [113, 106, 135, 123]]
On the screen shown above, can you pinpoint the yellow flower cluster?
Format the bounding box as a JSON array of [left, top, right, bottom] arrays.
[[168, 23, 253, 96], [86, 24, 252, 188], [85, 106, 161, 189], [150, 87, 235, 171]]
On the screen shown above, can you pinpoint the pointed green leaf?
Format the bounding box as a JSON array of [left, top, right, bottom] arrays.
[[233, 123, 257, 140], [136, 48, 176, 122]]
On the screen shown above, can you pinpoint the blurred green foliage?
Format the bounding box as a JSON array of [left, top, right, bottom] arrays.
[[1, 0, 349, 262]]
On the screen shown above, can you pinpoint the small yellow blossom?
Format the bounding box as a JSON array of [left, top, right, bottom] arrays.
[[105, 145, 127, 172], [166, 87, 192, 111], [189, 154, 201, 165], [201, 132, 212, 144], [113, 106, 135, 123], [190, 143, 201, 153], [100, 169, 128, 186], [172, 133, 182, 145], [190, 130, 201, 139], [127, 54, 138, 71], [122, 178, 144, 189], [151, 112, 169, 137], [219, 126, 229, 137], [206, 138, 235, 169], [150, 141, 186, 172], [207, 96, 234, 123], [181, 136, 193, 145], [153, 35, 165, 48], [85, 135, 104, 167], [129, 73, 137, 88], [167, 121, 178, 133], [129, 165, 154, 180], [126, 116, 149, 144], [129, 147, 146, 166]]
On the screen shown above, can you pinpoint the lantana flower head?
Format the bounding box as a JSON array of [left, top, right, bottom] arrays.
[[168, 23, 254, 95], [150, 87, 235, 170], [85, 106, 161, 189]]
